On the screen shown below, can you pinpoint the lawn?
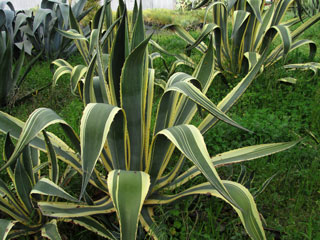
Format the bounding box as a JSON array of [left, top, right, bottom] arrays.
[[0, 5, 320, 240]]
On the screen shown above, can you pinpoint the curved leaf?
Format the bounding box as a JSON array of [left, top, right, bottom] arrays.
[[147, 181, 266, 240], [41, 219, 62, 240], [31, 178, 79, 202], [0, 219, 16, 240], [0, 108, 79, 171], [62, 217, 118, 240], [165, 141, 299, 190], [80, 103, 125, 199]]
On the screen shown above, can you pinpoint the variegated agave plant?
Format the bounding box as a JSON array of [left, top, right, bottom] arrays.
[[0, 0, 299, 239], [156, 0, 320, 75]]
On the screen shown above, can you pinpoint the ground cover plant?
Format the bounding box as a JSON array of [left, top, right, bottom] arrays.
[[0, 0, 319, 239]]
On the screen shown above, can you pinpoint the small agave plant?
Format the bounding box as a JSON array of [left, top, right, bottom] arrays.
[[0, 0, 299, 239]]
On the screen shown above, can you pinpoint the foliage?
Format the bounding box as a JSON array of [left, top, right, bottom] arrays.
[[0, 22, 318, 238], [298, 0, 320, 16], [17, 0, 91, 60], [143, 8, 213, 30], [177, 0, 194, 11], [82, 0, 101, 26], [161, 0, 320, 75], [7, 0, 298, 239], [0, 1, 34, 56], [0, 131, 77, 239], [0, 3, 42, 107]]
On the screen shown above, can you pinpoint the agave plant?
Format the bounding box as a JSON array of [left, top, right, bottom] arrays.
[[0, 1, 34, 55], [18, 0, 91, 60], [159, 0, 320, 75], [0, 16, 42, 107], [0, 0, 299, 239]]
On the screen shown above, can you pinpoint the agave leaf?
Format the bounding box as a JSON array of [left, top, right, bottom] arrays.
[[231, 10, 250, 39], [271, 25, 292, 61], [109, 8, 129, 106], [186, 24, 218, 51], [149, 40, 195, 68], [0, 219, 16, 240], [140, 207, 161, 240], [72, 0, 89, 18], [164, 140, 299, 191], [253, 3, 275, 50], [53, 65, 73, 86], [165, 80, 251, 132], [120, 35, 151, 171], [38, 199, 115, 217], [80, 103, 125, 199], [166, 24, 207, 53], [291, 11, 320, 41], [56, 28, 88, 41], [247, 0, 263, 22], [278, 77, 297, 84], [0, 179, 28, 218], [31, 178, 79, 202], [41, 219, 62, 240], [33, 8, 52, 33], [284, 62, 320, 76], [0, 31, 12, 105], [107, 170, 150, 240], [0, 108, 79, 171], [193, 0, 210, 10], [0, 198, 29, 224], [131, 0, 145, 51], [252, 173, 278, 198], [151, 125, 237, 208], [198, 28, 274, 134], [12, 47, 25, 87], [69, 6, 90, 65], [62, 217, 118, 240], [70, 65, 87, 94], [212, 140, 300, 166], [14, 157, 34, 214], [147, 181, 266, 240], [244, 52, 262, 72], [272, 0, 294, 25], [0, 110, 108, 192]]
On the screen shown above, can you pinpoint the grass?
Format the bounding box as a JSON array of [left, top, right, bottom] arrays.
[[1, 11, 320, 240], [143, 8, 213, 30]]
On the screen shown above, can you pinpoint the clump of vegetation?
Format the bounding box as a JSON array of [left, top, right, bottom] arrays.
[[165, 0, 320, 75], [0, 0, 302, 239], [0, 0, 319, 239], [82, 0, 101, 26], [143, 8, 213, 29]]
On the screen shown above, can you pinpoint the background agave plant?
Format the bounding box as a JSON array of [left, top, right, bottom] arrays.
[[18, 0, 91, 60], [158, 0, 320, 75], [0, 0, 300, 239], [0, 10, 42, 107]]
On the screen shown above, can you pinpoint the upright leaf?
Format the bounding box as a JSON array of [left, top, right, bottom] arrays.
[[107, 170, 150, 240]]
